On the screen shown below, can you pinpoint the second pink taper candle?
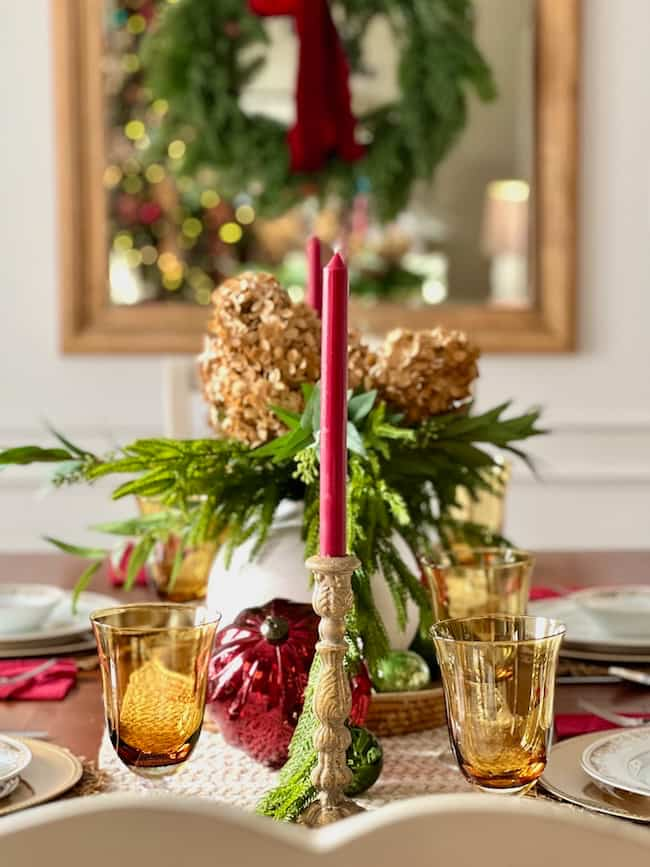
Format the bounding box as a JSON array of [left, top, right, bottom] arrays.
[[319, 252, 348, 557]]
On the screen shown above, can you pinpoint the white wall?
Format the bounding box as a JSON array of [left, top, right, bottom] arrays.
[[480, 0, 650, 549], [0, 0, 649, 552], [0, 1, 165, 549]]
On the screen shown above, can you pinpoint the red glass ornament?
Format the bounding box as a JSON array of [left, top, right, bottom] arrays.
[[207, 598, 372, 767], [207, 599, 319, 768]]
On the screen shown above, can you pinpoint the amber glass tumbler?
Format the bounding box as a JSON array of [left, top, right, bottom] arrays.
[[91, 603, 220, 777], [422, 547, 534, 622], [432, 615, 564, 794]]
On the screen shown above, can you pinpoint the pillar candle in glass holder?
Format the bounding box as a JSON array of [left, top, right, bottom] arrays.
[[306, 236, 323, 316], [319, 252, 348, 556]]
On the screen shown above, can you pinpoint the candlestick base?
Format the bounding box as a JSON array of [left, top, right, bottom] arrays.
[[297, 554, 365, 827], [298, 796, 365, 828]]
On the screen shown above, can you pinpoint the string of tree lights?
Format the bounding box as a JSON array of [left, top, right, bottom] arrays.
[[104, 0, 256, 306]]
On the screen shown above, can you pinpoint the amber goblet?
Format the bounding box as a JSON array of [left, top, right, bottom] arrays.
[[448, 460, 511, 535], [91, 603, 220, 778], [137, 497, 218, 602], [422, 547, 534, 622], [432, 615, 565, 794]]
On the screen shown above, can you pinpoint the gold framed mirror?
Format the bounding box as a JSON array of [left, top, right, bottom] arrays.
[[54, 0, 578, 354]]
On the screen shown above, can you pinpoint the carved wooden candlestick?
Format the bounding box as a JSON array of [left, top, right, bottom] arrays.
[[298, 554, 366, 827]]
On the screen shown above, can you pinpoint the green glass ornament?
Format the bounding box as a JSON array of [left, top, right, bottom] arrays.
[[345, 726, 383, 796], [373, 649, 431, 693]]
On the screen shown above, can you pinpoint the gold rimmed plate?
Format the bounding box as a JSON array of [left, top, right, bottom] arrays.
[[540, 731, 650, 823], [0, 634, 96, 659], [0, 738, 83, 817], [559, 647, 650, 664]]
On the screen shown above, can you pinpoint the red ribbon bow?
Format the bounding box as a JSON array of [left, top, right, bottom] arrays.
[[248, 0, 365, 173]]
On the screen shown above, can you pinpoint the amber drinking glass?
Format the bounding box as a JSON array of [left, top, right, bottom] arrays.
[[432, 615, 565, 794], [137, 497, 218, 603], [422, 547, 534, 622], [449, 460, 511, 535], [91, 604, 220, 777]]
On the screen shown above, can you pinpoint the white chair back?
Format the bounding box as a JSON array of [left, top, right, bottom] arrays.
[[1, 793, 649, 867], [161, 357, 212, 439]]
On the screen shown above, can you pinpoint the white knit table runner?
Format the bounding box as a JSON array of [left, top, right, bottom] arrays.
[[98, 726, 472, 809]]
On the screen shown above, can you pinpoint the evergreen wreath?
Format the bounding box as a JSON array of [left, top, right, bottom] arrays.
[[141, 0, 496, 220]]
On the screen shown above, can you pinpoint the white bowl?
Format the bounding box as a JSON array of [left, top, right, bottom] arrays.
[[0, 584, 66, 636], [572, 585, 650, 639], [0, 736, 32, 784]]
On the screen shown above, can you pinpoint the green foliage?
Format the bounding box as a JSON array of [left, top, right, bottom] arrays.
[[0, 395, 543, 658], [0, 427, 101, 487], [255, 652, 381, 821], [258, 390, 543, 674], [72, 561, 104, 612], [85, 437, 302, 565], [140, 0, 496, 220], [256, 655, 321, 821], [0, 446, 73, 465]]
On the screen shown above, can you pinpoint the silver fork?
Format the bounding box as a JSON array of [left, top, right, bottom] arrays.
[[0, 659, 57, 686], [578, 698, 650, 728]]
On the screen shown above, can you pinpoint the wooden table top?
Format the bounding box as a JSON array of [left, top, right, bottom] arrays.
[[1, 550, 650, 761]]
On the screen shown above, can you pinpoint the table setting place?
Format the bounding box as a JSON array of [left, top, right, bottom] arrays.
[[3, 557, 650, 826], [0, 246, 649, 841]]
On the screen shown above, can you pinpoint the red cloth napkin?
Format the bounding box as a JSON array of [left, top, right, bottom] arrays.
[[555, 713, 649, 739], [530, 586, 565, 601], [530, 585, 587, 601], [0, 659, 77, 701]]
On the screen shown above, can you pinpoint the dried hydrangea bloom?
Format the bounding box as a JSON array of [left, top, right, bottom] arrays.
[[371, 327, 480, 423], [348, 328, 377, 392], [198, 272, 321, 446], [198, 272, 385, 445]]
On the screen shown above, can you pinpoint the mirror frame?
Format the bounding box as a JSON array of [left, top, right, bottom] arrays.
[[54, 0, 579, 354]]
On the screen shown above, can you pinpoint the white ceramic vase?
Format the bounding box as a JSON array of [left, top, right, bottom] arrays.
[[206, 501, 420, 650]]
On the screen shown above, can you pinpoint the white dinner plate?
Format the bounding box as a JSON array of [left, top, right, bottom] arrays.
[[529, 595, 650, 653], [571, 586, 650, 639], [0, 736, 32, 784], [582, 728, 650, 798], [0, 591, 119, 646]]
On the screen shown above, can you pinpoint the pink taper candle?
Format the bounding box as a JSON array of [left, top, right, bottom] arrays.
[[306, 236, 323, 316], [319, 251, 348, 556]]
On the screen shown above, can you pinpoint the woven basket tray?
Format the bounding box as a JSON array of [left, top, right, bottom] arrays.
[[365, 683, 447, 737]]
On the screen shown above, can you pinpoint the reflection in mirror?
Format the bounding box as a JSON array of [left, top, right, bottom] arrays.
[[104, 0, 533, 314]]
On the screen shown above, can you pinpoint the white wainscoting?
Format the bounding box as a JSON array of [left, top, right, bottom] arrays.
[[0, 427, 157, 553], [503, 413, 650, 550]]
